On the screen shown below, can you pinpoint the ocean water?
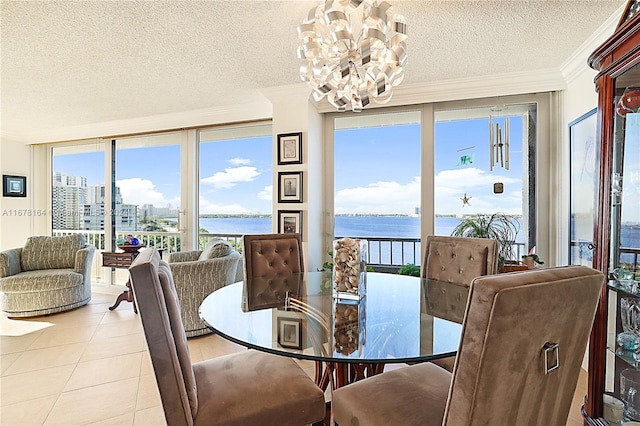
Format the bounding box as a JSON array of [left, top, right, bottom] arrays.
[[198, 215, 522, 240], [197, 215, 640, 266]]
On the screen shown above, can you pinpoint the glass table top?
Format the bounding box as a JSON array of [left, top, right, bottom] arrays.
[[199, 271, 468, 364]]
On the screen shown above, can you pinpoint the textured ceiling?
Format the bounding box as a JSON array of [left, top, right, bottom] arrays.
[[0, 0, 626, 143]]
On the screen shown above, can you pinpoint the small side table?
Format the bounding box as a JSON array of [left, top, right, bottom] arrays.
[[102, 249, 163, 313]]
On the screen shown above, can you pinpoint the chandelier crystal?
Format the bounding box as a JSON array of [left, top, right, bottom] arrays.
[[297, 0, 407, 112]]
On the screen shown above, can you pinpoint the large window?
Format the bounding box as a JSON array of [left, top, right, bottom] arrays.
[[326, 99, 544, 270], [333, 111, 422, 267], [52, 142, 106, 283], [198, 124, 273, 247], [114, 133, 182, 251], [434, 104, 536, 258]]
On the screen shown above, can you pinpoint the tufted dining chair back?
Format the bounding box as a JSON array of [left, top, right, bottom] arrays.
[[242, 233, 304, 279], [423, 235, 499, 285]]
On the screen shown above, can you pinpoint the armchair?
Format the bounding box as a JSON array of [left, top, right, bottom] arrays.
[[167, 238, 241, 337], [0, 235, 95, 317]]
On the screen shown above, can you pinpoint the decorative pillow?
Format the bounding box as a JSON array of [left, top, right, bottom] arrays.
[[198, 238, 232, 261], [21, 234, 85, 271]]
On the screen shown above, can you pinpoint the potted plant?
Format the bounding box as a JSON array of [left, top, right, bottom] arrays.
[[397, 263, 421, 277], [450, 212, 520, 270]]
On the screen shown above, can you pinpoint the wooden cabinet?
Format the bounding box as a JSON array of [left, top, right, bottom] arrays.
[[584, 1, 640, 423]]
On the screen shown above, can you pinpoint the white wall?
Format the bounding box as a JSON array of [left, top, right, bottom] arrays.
[[263, 85, 325, 272], [0, 140, 34, 250]]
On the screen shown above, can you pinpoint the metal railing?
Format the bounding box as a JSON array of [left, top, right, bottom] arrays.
[[54, 229, 528, 270], [53, 229, 181, 253]]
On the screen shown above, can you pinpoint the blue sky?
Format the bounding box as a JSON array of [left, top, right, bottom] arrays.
[[333, 117, 524, 215], [434, 117, 523, 216], [54, 116, 526, 216]]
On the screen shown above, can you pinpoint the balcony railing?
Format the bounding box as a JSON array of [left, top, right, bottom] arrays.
[[54, 230, 530, 269], [58, 230, 639, 276], [53, 229, 181, 253]]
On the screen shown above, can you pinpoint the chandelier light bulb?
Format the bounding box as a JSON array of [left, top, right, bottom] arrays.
[[297, 0, 407, 112]]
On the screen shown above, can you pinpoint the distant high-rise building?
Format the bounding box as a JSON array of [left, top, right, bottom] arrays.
[[52, 174, 137, 231], [83, 184, 137, 231], [52, 172, 87, 230], [139, 203, 179, 218]]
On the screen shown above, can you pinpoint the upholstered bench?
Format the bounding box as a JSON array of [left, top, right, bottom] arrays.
[[0, 235, 95, 317]]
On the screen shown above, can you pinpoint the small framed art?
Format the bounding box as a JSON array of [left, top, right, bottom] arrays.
[[278, 171, 302, 203], [277, 316, 302, 349], [277, 132, 302, 165], [2, 175, 26, 197], [278, 210, 302, 234]]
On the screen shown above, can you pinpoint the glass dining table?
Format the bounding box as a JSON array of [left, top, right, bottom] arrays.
[[199, 271, 468, 390]]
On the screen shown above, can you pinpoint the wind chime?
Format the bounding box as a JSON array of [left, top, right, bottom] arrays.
[[489, 115, 510, 171]]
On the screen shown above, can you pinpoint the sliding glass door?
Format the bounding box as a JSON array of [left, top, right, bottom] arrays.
[[198, 123, 273, 250], [331, 110, 422, 269], [52, 142, 106, 284], [434, 104, 537, 260]]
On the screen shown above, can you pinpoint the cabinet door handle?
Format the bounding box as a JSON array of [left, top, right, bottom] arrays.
[[588, 243, 595, 250]]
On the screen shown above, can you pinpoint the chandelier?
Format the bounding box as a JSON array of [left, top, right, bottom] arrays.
[[297, 0, 407, 112]]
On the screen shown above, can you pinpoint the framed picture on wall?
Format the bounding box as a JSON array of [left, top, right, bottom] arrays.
[[2, 175, 27, 197], [278, 210, 302, 234], [278, 171, 302, 203], [277, 132, 302, 165]]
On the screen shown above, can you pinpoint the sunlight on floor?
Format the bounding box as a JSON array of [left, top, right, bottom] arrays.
[[0, 314, 54, 337]]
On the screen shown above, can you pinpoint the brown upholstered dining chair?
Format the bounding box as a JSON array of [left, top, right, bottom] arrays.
[[423, 235, 499, 283], [241, 233, 306, 310], [333, 265, 604, 426], [128, 248, 325, 426], [418, 235, 499, 372], [242, 233, 305, 279]]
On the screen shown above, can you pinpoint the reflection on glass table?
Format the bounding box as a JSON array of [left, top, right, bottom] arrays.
[[199, 271, 468, 389]]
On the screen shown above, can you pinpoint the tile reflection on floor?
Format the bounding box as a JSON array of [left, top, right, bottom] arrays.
[[0, 292, 584, 425]]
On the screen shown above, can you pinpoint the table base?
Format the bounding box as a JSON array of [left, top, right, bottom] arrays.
[[315, 361, 385, 391], [108, 280, 137, 313]]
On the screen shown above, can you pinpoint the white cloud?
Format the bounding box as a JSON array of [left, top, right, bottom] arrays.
[[116, 178, 165, 206], [333, 168, 524, 216], [201, 166, 260, 189], [199, 196, 252, 215], [258, 185, 273, 200], [335, 177, 420, 215], [230, 158, 251, 166], [434, 168, 522, 215]]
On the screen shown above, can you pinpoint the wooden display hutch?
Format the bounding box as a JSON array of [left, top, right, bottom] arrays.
[[584, 0, 640, 423]]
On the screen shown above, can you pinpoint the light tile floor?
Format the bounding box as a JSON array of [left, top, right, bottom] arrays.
[[1, 292, 586, 425]]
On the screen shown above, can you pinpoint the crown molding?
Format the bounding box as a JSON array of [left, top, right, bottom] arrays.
[[260, 83, 311, 104], [560, 4, 623, 84], [10, 99, 273, 145], [310, 68, 567, 113]]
